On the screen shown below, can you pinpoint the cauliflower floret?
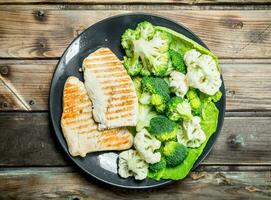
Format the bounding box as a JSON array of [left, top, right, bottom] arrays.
[[118, 149, 148, 180], [184, 49, 222, 96], [169, 71, 189, 97], [134, 128, 161, 164], [177, 116, 206, 148]]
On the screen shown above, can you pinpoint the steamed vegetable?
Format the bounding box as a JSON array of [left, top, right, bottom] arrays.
[[169, 71, 189, 97], [134, 129, 161, 164], [119, 22, 223, 182], [149, 157, 167, 173], [163, 141, 188, 167], [149, 116, 178, 141], [118, 149, 148, 180], [136, 104, 158, 132], [177, 116, 206, 148], [121, 21, 171, 76], [169, 49, 186, 74], [148, 101, 219, 180], [184, 49, 222, 96], [166, 96, 193, 121], [139, 77, 170, 113], [132, 76, 142, 98], [186, 89, 202, 115]]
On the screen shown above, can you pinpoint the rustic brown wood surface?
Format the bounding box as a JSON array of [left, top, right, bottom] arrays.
[[1, 60, 271, 111], [0, 167, 270, 199], [0, 10, 270, 58], [0, 0, 270, 198], [0, 0, 270, 4]]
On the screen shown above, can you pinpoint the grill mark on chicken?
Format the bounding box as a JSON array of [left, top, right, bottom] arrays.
[[104, 88, 135, 96], [84, 61, 123, 68], [88, 66, 124, 74], [95, 72, 127, 78], [106, 113, 133, 121], [102, 82, 132, 90], [106, 105, 134, 115], [100, 78, 131, 85]]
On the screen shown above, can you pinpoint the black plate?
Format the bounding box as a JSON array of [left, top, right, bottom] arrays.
[[49, 13, 226, 189]]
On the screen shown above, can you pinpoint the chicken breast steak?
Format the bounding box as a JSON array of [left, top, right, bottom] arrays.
[[61, 76, 133, 157], [83, 48, 138, 130]]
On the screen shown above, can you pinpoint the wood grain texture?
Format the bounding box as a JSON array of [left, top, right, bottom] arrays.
[[0, 0, 270, 4], [0, 10, 270, 58], [0, 112, 270, 166], [1, 60, 271, 111], [0, 167, 270, 199]]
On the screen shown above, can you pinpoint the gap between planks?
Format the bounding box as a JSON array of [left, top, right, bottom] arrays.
[[0, 166, 270, 199], [0, 4, 271, 11]]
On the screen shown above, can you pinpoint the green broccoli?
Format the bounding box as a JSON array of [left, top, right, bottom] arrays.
[[163, 141, 188, 167], [149, 116, 178, 141], [123, 56, 143, 76], [149, 157, 166, 172], [199, 90, 222, 103], [132, 76, 142, 98], [169, 49, 186, 74], [136, 104, 158, 132], [186, 89, 202, 116], [121, 21, 171, 76], [139, 77, 170, 113], [210, 91, 222, 102], [166, 96, 193, 121]]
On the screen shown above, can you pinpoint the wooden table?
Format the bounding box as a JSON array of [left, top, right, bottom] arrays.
[[0, 0, 271, 199]]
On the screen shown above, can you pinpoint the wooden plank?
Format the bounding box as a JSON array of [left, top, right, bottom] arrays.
[[0, 167, 270, 199], [1, 60, 271, 111], [0, 0, 270, 4], [0, 10, 270, 58], [0, 112, 270, 166]]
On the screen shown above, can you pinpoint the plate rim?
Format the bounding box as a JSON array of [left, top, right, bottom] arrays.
[[49, 12, 226, 189]]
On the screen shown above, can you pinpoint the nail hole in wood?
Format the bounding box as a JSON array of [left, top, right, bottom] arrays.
[[0, 102, 8, 108], [35, 10, 47, 22], [29, 100, 35, 105], [226, 89, 235, 96], [227, 134, 245, 148], [37, 10, 45, 18], [0, 66, 9, 75]]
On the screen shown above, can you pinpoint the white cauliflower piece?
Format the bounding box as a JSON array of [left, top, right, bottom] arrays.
[[177, 116, 206, 148], [134, 128, 161, 164], [118, 149, 148, 180], [136, 104, 157, 132], [169, 70, 189, 97], [184, 49, 222, 96]]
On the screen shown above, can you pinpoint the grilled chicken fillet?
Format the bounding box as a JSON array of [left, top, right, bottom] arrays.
[[61, 76, 133, 157], [83, 48, 138, 130]]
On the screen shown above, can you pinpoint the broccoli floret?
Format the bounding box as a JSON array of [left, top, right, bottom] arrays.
[[169, 49, 186, 74], [121, 21, 171, 77], [163, 141, 188, 167], [136, 104, 158, 132], [210, 91, 222, 102], [121, 29, 139, 57], [166, 96, 193, 121], [199, 90, 222, 103], [149, 116, 178, 141], [149, 157, 166, 172], [139, 77, 170, 113], [123, 56, 142, 76], [186, 89, 202, 116], [132, 77, 142, 98]]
